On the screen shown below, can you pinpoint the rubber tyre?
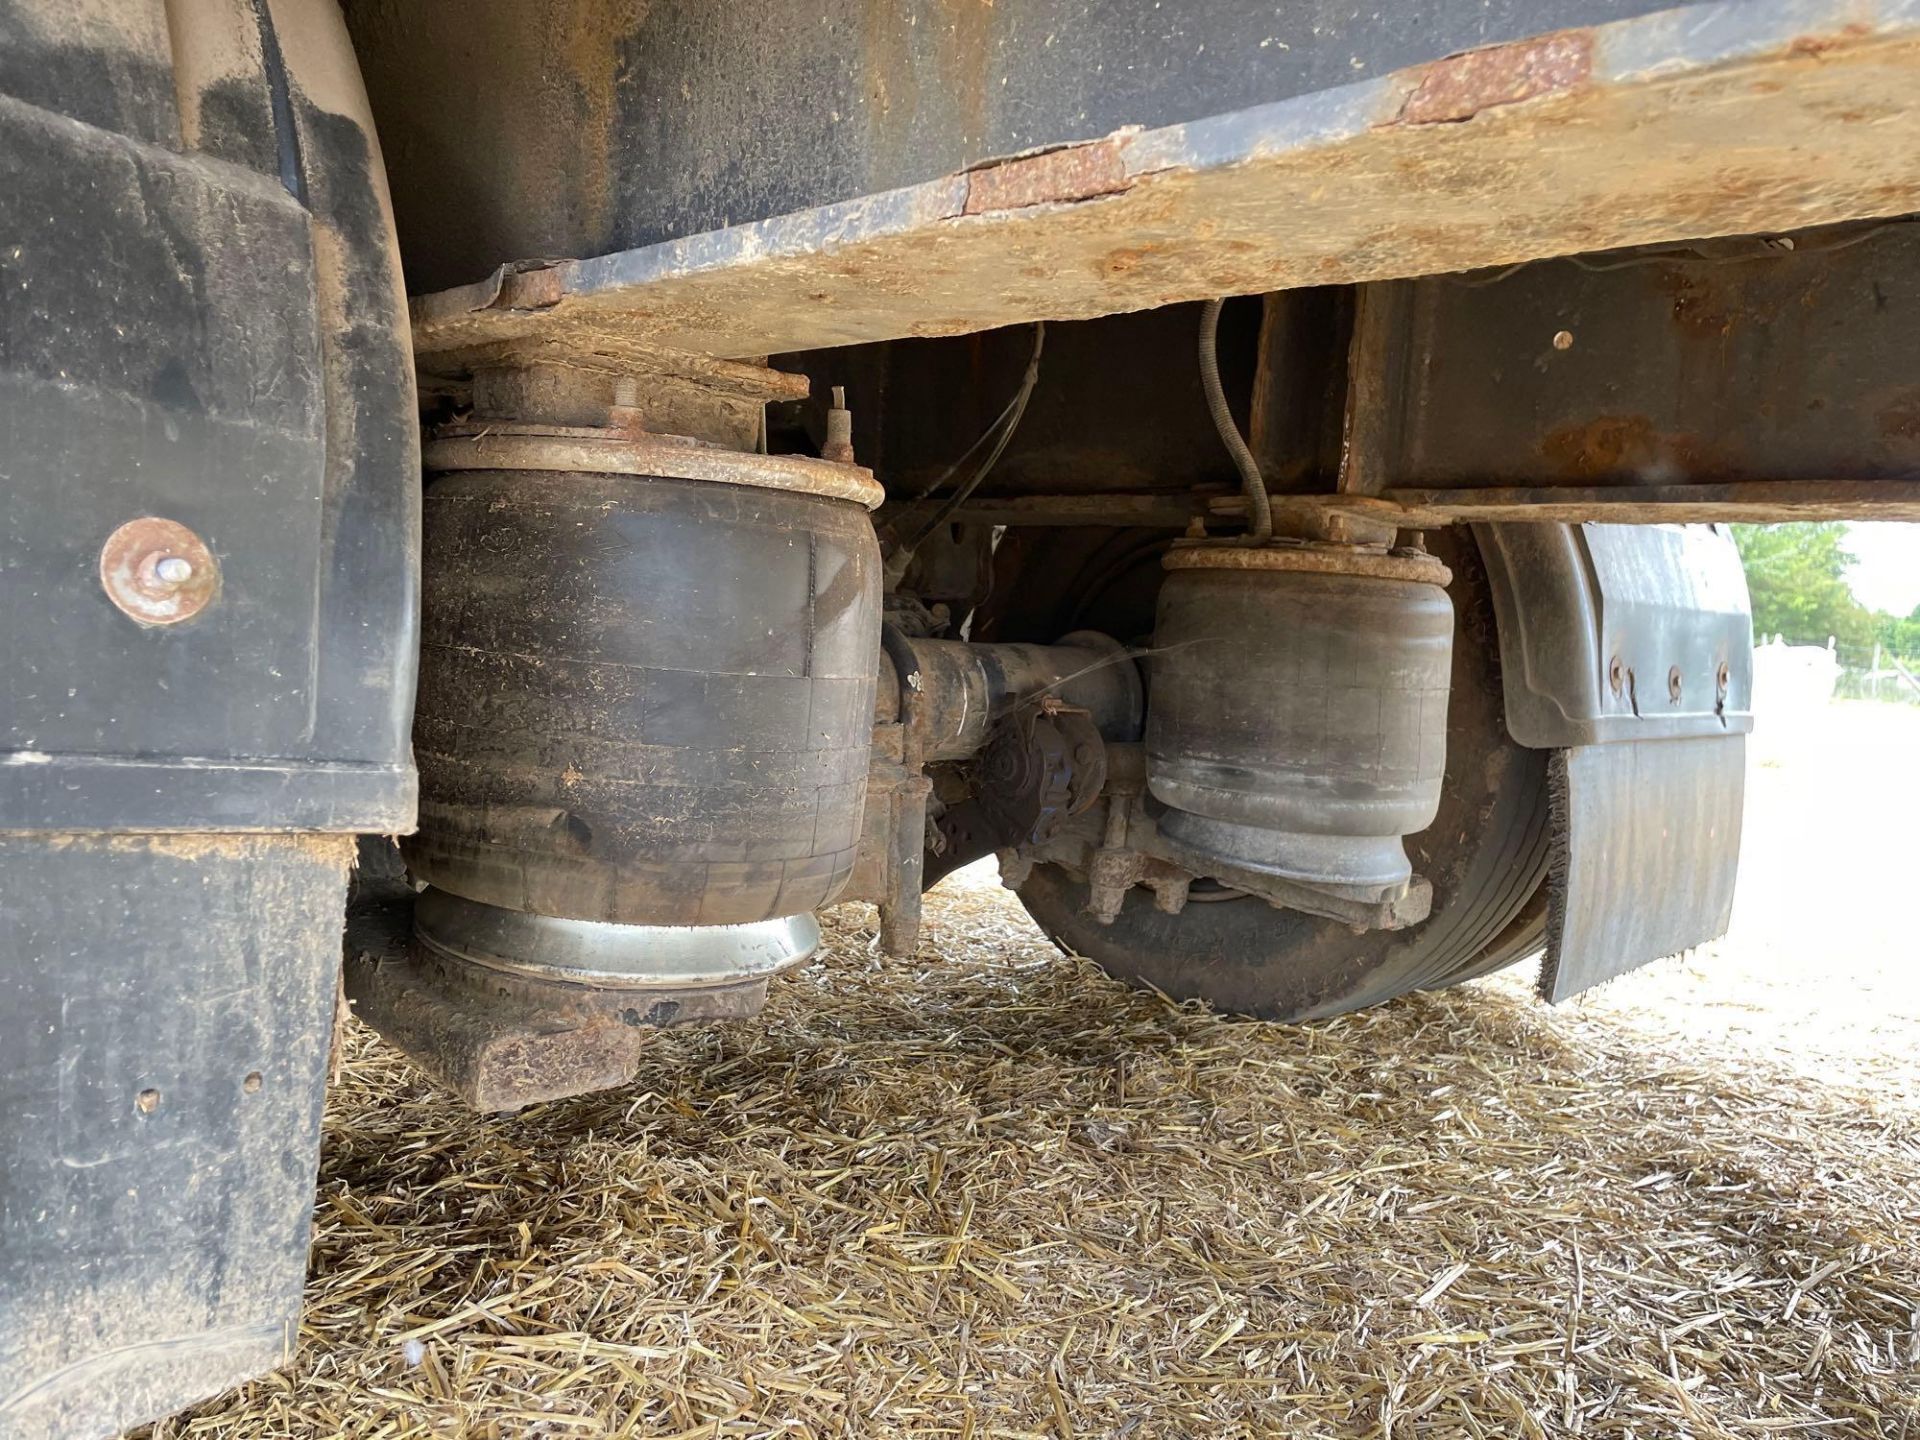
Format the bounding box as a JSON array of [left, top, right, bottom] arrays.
[[1015, 528, 1549, 1021]]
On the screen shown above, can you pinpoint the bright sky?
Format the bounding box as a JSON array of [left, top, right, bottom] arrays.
[[1846, 523, 1920, 616]]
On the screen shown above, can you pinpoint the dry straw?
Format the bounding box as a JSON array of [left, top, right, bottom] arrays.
[[140, 879, 1919, 1439]]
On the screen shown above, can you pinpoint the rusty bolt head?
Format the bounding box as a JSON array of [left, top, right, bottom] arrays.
[[1608, 655, 1624, 695], [100, 517, 219, 626], [822, 383, 857, 465], [1668, 665, 1684, 702]]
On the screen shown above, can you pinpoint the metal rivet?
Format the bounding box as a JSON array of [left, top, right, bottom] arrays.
[[135, 1087, 161, 1114], [1716, 660, 1730, 692], [243, 1071, 263, 1094], [1608, 655, 1624, 694], [1668, 666, 1684, 702], [1552, 329, 1575, 351], [154, 555, 194, 584]]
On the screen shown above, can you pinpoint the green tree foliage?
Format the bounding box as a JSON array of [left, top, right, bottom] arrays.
[[1874, 604, 1920, 665], [1731, 523, 1873, 650]]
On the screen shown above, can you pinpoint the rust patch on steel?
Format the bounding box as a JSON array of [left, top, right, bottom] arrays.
[[422, 431, 886, 509], [964, 138, 1132, 215], [1786, 22, 1874, 57], [496, 262, 568, 311], [1398, 31, 1594, 125], [1540, 415, 1665, 479], [1162, 540, 1452, 586], [99, 517, 220, 626], [1660, 267, 1742, 338], [1538, 416, 1742, 482], [1874, 386, 1920, 442]]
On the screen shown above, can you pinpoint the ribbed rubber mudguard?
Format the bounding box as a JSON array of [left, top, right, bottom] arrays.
[[1540, 734, 1746, 1002]]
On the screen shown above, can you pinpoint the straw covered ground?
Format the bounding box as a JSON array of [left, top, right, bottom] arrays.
[[142, 704, 1920, 1439]]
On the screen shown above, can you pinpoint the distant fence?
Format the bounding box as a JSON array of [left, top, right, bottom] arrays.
[[1750, 635, 1919, 707]]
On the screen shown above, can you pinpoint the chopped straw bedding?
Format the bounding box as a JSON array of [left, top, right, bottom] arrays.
[[140, 883, 1919, 1440]]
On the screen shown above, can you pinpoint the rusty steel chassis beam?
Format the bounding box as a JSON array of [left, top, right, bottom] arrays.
[[405, 0, 1920, 527], [928, 482, 1920, 528]]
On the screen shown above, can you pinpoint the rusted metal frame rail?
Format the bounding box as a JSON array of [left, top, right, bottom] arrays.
[[931, 481, 1920, 527], [410, 0, 1920, 372]]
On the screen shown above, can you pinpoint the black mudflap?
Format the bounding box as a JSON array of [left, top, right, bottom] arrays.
[[1540, 734, 1746, 1002], [0, 835, 352, 1439]]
